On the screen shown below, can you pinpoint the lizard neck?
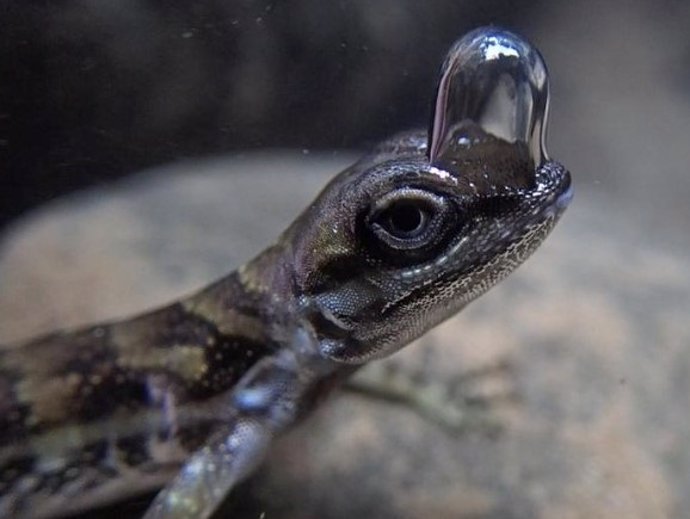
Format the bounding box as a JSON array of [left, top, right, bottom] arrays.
[[184, 240, 298, 336], [183, 239, 342, 382]]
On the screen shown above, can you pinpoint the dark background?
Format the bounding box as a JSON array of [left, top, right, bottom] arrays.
[[1, 0, 545, 228], [1, 0, 690, 244]]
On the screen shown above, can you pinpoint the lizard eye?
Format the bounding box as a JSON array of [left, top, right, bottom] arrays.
[[367, 188, 454, 254], [382, 201, 428, 237]]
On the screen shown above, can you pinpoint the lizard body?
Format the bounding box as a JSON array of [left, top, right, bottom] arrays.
[[0, 28, 571, 518]]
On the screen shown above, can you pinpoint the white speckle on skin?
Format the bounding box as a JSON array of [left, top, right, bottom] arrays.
[[429, 166, 457, 184], [226, 434, 242, 450], [182, 456, 205, 478]]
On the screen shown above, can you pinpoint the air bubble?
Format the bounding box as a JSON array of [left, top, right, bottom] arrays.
[[428, 27, 550, 168]]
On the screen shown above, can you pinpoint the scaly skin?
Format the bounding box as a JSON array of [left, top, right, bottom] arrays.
[[0, 28, 571, 519]]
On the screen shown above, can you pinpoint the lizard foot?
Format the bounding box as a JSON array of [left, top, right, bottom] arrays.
[[345, 354, 517, 436]]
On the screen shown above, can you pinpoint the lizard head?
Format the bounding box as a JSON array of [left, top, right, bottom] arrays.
[[287, 27, 572, 363]]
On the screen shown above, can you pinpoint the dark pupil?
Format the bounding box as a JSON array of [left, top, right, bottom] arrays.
[[386, 202, 424, 235]]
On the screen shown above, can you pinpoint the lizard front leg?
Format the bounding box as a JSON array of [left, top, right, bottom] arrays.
[[143, 418, 271, 519], [144, 332, 337, 519]]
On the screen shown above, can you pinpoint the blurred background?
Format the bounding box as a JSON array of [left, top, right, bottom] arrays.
[[2, 0, 689, 243], [1, 2, 690, 518]]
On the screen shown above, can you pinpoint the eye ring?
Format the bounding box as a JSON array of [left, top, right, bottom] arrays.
[[366, 188, 453, 253]]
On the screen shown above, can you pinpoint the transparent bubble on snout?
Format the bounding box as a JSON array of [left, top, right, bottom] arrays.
[[428, 27, 550, 169]]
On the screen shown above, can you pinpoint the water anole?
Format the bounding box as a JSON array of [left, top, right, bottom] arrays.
[[0, 27, 572, 519]]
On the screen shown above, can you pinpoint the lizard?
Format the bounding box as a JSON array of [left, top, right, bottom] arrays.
[[0, 27, 572, 519]]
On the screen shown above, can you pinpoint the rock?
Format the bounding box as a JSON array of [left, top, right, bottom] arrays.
[[1, 153, 689, 519]]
